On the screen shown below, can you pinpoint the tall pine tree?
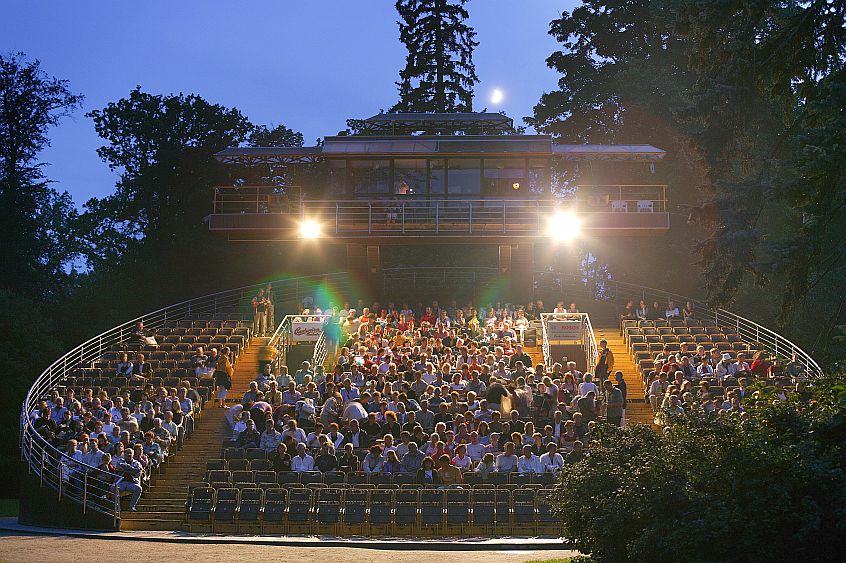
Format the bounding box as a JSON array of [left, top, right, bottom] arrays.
[[392, 0, 479, 113]]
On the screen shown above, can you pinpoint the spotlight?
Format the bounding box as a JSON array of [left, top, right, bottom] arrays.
[[512, 182, 521, 190], [299, 219, 321, 239], [547, 211, 581, 242]]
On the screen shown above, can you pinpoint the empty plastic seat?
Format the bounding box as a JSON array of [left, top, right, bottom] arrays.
[[238, 488, 263, 524], [228, 458, 250, 472], [316, 488, 343, 524], [223, 448, 244, 460], [369, 489, 393, 525], [213, 488, 239, 523], [471, 489, 495, 526], [537, 489, 557, 523], [347, 472, 368, 486], [206, 470, 231, 488], [420, 489, 444, 528], [262, 488, 288, 523], [300, 471, 323, 486], [206, 459, 226, 472], [287, 488, 313, 522], [251, 459, 273, 472], [186, 487, 215, 522], [394, 489, 418, 527], [254, 470, 277, 488], [446, 489, 470, 525], [343, 489, 367, 524], [513, 489, 536, 524], [245, 448, 266, 461], [494, 489, 511, 524], [369, 473, 393, 486], [323, 471, 345, 486], [277, 471, 300, 486]]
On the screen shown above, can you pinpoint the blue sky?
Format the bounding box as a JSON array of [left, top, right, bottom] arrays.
[[2, 1, 577, 205]]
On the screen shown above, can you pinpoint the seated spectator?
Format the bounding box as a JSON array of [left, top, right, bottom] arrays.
[[475, 452, 496, 479], [540, 442, 565, 472], [114, 448, 144, 511], [272, 443, 292, 472], [518, 444, 543, 475], [291, 442, 315, 472], [495, 442, 518, 472], [337, 443, 359, 473], [362, 445, 384, 474], [452, 443, 472, 472], [565, 440, 585, 464], [438, 454, 462, 486], [315, 443, 339, 472], [260, 419, 283, 452], [242, 381, 260, 404], [281, 419, 307, 444], [382, 449, 402, 474], [416, 456, 441, 486], [236, 419, 260, 449], [665, 301, 681, 319], [400, 442, 425, 473]]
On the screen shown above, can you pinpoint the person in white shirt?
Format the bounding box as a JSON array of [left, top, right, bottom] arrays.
[[495, 442, 519, 473], [466, 432, 485, 462], [232, 411, 250, 439], [82, 438, 105, 467], [578, 373, 599, 398], [291, 443, 315, 472], [539, 442, 565, 472], [517, 444, 544, 475], [281, 420, 307, 444]]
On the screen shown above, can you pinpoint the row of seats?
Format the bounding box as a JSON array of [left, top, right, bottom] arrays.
[[205, 468, 558, 489], [160, 319, 252, 330], [185, 486, 560, 535], [622, 318, 721, 328]]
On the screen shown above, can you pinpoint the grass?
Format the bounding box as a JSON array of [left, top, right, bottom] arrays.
[[0, 498, 19, 517]]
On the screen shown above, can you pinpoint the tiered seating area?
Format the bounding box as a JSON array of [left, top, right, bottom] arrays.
[[623, 317, 755, 380], [30, 316, 253, 523]]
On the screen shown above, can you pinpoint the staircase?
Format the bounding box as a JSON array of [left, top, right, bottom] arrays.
[[121, 337, 265, 531], [592, 326, 653, 427]]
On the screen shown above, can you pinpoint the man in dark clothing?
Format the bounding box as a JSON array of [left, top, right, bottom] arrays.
[[509, 345, 533, 369]]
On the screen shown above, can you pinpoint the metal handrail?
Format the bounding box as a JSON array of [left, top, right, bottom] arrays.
[[21, 272, 349, 525], [268, 314, 333, 375], [534, 271, 822, 378]]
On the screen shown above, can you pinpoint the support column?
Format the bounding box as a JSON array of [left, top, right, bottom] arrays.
[[509, 242, 534, 302]]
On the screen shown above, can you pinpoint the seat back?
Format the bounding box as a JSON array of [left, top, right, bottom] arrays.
[[262, 488, 288, 522], [238, 488, 263, 521], [343, 489, 368, 524], [213, 488, 239, 522]]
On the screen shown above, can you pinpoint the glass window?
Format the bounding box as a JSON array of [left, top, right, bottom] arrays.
[[447, 158, 481, 196], [528, 158, 549, 194], [350, 159, 391, 195], [393, 159, 426, 195], [429, 159, 446, 194], [483, 158, 526, 195]]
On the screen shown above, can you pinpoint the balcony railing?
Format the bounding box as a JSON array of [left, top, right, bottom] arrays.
[[210, 185, 669, 238]]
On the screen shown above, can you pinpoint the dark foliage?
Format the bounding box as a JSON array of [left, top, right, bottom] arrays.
[[391, 0, 479, 113], [552, 375, 846, 562]]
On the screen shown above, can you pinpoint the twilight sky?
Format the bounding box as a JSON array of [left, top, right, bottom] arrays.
[[2, 1, 577, 205]]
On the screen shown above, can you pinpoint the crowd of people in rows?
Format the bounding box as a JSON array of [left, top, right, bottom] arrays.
[[30, 378, 207, 510], [619, 299, 810, 424], [222, 297, 626, 485]]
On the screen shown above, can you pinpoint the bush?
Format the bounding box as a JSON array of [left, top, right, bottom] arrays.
[[550, 376, 846, 562]]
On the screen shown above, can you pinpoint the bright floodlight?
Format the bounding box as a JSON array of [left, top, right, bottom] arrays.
[[547, 211, 581, 241], [299, 219, 321, 239], [491, 88, 504, 104]]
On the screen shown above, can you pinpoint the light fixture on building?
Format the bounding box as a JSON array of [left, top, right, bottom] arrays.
[[299, 219, 321, 239]]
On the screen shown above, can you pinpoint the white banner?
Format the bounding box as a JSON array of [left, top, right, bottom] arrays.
[[547, 320, 582, 340], [292, 320, 323, 342]]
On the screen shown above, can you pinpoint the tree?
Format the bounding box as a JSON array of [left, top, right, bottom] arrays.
[[0, 52, 83, 298], [391, 0, 479, 113], [551, 376, 846, 562], [82, 87, 252, 265]]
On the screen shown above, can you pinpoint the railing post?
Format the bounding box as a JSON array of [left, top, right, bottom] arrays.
[[57, 463, 63, 500], [83, 471, 88, 514]]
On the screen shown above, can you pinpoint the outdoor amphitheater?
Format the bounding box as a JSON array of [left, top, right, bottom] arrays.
[[5, 3, 846, 562]]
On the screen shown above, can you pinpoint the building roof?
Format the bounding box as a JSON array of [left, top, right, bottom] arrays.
[[214, 139, 666, 164], [361, 112, 514, 134]]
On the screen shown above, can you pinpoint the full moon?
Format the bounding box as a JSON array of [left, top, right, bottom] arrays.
[[491, 88, 504, 104]]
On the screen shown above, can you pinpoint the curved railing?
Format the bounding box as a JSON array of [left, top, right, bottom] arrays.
[[20, 272, 350, 526], [535, 271, 823, 378]]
